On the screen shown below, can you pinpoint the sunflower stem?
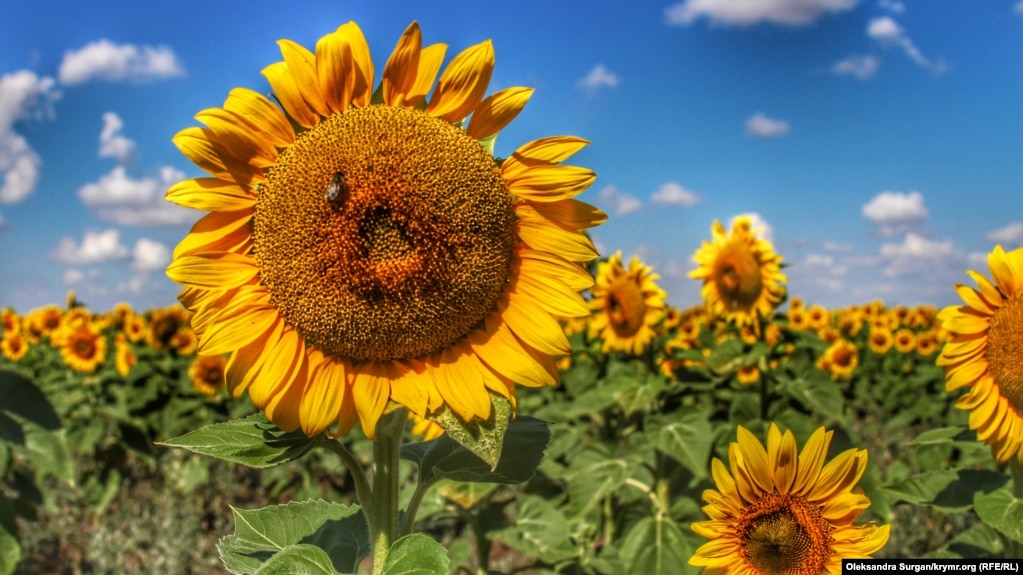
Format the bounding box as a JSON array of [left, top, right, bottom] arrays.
[[370, 408, 407, 575], [1009, 458, 1023, 558], [320, 437, 374, 518]]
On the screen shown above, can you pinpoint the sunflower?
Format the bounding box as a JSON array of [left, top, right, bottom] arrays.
[[60, 322, 107, 373], [123, 313, 147, 343], [170, 326, 198, 355], [114, 334, 137, 377], [690, 216, 787, 331], [867, 327, 893, 355], [1, 332, 28, 362], [893, 328, 916, 354], [736, 364, 760, 385], [916, 331, 938, 357], [588, 252, 667, 355], [691, 424, 889, 574], [1, 309, 19, 338], [147, 306, 190, 350], [817, 339, 858, 381], [190, 354, 228, 396], [787, 308, 809, 331], [806, 305, 830, 330], [937, 245, 1023, 462], [165, 22, 603, 438], [25, 304, 63, 344]]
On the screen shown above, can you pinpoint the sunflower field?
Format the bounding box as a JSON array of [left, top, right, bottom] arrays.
[[2, 18, 1022, 575]]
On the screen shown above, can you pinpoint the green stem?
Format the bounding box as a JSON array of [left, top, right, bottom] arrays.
[[370, 408, 407, 575], [319, 437, 374, 518], [1009, 459, 1023, 558], [759, 371, 770, 421]]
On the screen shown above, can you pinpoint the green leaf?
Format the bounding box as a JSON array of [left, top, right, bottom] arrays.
[[400, 415, 549, 484], [218, 499, 367, 575], [779, 365, 846, 422], [619, 515, 694, 575], [425, 392, 512, 470], [885, 469, 1007, 512], [975, 488, 1023, 544], [490, 495, 576, 564], [910, 426, 968, 445], [0, 370, 61, 431], [0, 496, 19, 575], [381, 533, 450, 575], [655, 412, 713, 477], [565, 449, 629, 522], [21, 425, 73, 483], [253, 544, 338, 575], [160, 413, 315, 468]]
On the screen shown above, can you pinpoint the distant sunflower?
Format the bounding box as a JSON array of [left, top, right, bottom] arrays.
[[1, 333, 28, 362], [916, 332, 938, 357], [1, 309, 19, 338], [867, 328, 893, 355], [114, 334, 137, 378], [25, 305, 63, 344], [893, 328, 916, 354], [787, 308, 810, 331], [147, 306, 190, 350], [691, 424, 890, 574], [588, 252, 666, 355], [60, 322, 107, 373], [736, 364, 760, 385], [165, 22, 603, 438], [690, 216, 786, 331], [123, 314, 147, 343], [818, 339, 858, 381], [938, 245, 1023, 462], [190, 355, 228, 396]]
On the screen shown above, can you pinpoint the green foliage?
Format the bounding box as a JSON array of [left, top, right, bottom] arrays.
[[160, 414, 316, 468]]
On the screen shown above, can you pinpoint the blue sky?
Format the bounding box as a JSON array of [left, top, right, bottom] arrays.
[[1, 0, 1021, 314]]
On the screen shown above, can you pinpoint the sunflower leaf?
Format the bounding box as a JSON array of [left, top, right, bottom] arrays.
[[619, 515, 695, 575], [975, 487, 1023, 544], [490, 495, 577, 564], [250, 544, 338, 575], [159, 413, 315, 468], [381, 533, 450, 575], [219, 499, 367, 575], [421, 392, 516, 470], [401, 414, 549, 483]]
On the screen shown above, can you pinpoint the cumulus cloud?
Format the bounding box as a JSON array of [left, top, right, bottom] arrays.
[[1016, 1, 1023, 15], [59, 40, 185, 85], [132, 238, 170, 271], [867, 17, 946, 74], [879, 0, 905, 13], [987, 222, 1023, 246], [861, 190, 928, 235], [804, 254, 834, 267], [577, 64, 620, 96], [77, 165, 194, 226], [98, 112, 136, 165], [0, 70, 60, 204], [651, 181, 701, 206], [598, 185, 643, 216], [745, 112, 790, 138], [879, 232, 957, 277], [665, 0, 858, 26], [823, 241, 854, 252], [830, 55, 880, 80], [52, 229, 129, 265], [63, 268, 85, 284]]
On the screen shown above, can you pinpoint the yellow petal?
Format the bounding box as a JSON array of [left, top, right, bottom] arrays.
[[516, 198, 607, 231], [506, 165, 596, 202], [382, 22, 422, 106], [351, 364, 390, 440], [469, 314, 556, 388], [942, 311, 990, 335], [195, 108, 278, 168], [225, 317, 282, 398], [954, 283, 995, 315], [944, 356, 987, 391], [338, 21, 374, 107], [967, 269, 1004, 308], [405, 43, 446, 108], [259, 329, 307, 432], [166, 252, 259, 289], [277, 39, 329, 117], [172, 127, 264, 185], [517, 248, 594, 291], [165, 177, 256, 212], [989, 245, 1020, 296], [197, 301, 278, 356], [315, 26, 355, 114], [224, 87, 294, 147], [501, 136, 590, 178], [770, 426, 798, 494], [428, 345, 492, 423], [426, 39, 494, 123], [386, 360, 431, 417], [735, 426, 774, 494], [172, 208, 253, 259], [500, 294, 570, 355], [812, 449, 866, 502], [793, 427, 831, 495], [466, 86, 534, 141], [510, 269, 589, 318], [300, 350, 347, 436], [517, 219, 598, 262], [262, 61, 319, 129]]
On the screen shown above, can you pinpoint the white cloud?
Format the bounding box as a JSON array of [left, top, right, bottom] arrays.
[[879, 233, 957, 277], [598, 185, 643, 216], [58, 40, 185, 85], [830, 55, 880, 80], [823, 241, 854, 252], [987, 222, 1023, 246], [78, 165, 195, 226], [63, 268, 85, 284], [52, 229, 129, 265], [804, 254, 834, 267], [651, 181, 701, 206], [0, 70, 60, 204], [745, 112, 790, 138], [1014, 1, 1023, 15], [878, 0, 905, 13], [132, 238, 170, 271], [99, 112, 136, 165], [861, 190, 928, 235], [867, 17, 946, 74], [734, 212, 774, 243], [577, 65, 620, 96], [665, 0, 857, 26]]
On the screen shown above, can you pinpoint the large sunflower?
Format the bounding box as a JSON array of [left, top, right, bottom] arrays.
[[691, 216, 786, 331], [690, 424, 889, 574], [938, 245, 1023, 462], [166, 22, 603, 438], [587, 251, 667, 355]]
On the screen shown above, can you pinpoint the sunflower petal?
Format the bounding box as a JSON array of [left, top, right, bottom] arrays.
[[172, 127, 264, 185], [351, 363, 390, 440], [259, 329, 307, 432], [989, 245, 1020, 296], [506, 165, 596, 202], [405, 44, 447, 108], [278, 39, 329, 117], [262, 61, 319, 129], [166, 252, 259, 289], [517, 248, 594, 291], [469, 314, 557, 388], [166, 177, 256, 212], [195, 108, 278, 168], [300, 350, 348, 436], [172, 209, 253, 259], [224, 87, 294, 147], [517, 219, 598, 262], [426, 39, 494, 123], [315, 26, 355, 114], [466, 86, 534, 141], [501, 294, 570, 355], [516, 198, 607, 231], [501, 136, 590, 178], [339, 21, 374, 107], [382, 22, 422, 106]]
